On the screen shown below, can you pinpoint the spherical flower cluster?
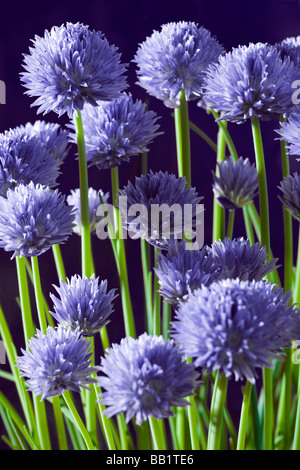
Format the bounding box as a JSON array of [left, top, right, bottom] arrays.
[[50, 275, 117, 336], [278, 173, 300, 221], [0, 182, 75, 258], [208, 237, 278, 281], [276, 112, 300, 158], [16, 325, 98, 400], [15, 120, 70, 165], [0, 125, 60, 197], [276, 36, 300, 64], [203, 42, 299, 123], [97, 333, 199, 425], [118, 170, 202, 249], [21, 22, 128, 117], [171, 278, 299, 383], [212, 156, 258, 210], [155, 240, 220, 305], [134, 21, 224, 108], [67, 187, 110, 235], [68, 93, 161, 170]]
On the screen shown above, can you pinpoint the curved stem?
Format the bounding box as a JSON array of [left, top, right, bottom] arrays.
[[174, 89, 191, 185]]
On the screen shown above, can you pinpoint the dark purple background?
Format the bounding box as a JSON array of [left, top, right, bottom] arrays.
[[1, 0, 300, 450]]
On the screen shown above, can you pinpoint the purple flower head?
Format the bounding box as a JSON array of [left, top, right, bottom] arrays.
[[21, 22, 128, 117], [68, 93, 162, 170], [16, 325, 98, 400], [118, 170, 202, 250], [278, 172, 300, 221], [209, 237, 279, 281], [0, 125, 60, 197], [276, 36, 300, 65], [50, 274, 117, 336], [67, 187, 110, 235], [203, 42, 299, 123], [134, 21, 224, 108], [171, 278, 299, 383], [275, 111, 300, 159], [97, 333, 199, 425], [212, 156, 258, 210], [155, 240, 221, 305], [16, 120, 70, 165], [0, 182, 75, 258]]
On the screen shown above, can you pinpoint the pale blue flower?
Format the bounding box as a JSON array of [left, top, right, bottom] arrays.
[[0, 182, 75, 258], [134, 21, 224, 108], [278, 172, 300, 221], [275, 112, 300, 158], [16, 325, 98, 400], [50, 274, 117, 336], [209, 237, 278, 281], [155, 240, 220, 305], [204, 42, 299, 123], [212, 156, 258, 209], [0, 125, 60, 197], [171, 279, 299, 383], [118, 170, 202, 249], [68, 93, 161, 169], [21, 22, 128, 117], [97, 333, 199, 425], [67, 187, 110, 235]]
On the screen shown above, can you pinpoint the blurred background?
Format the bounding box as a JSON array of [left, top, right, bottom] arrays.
[[1, 0, 300, 449]]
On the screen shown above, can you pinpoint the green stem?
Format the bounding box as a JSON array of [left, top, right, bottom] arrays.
[[243, 206, 255, 245], [226, 209, 235, 239], [153, 247, 161, 336], [52, 244, 66, 281], [63, 390, 94, 450], [292, 226, 300, 449], [141, 239, 153, 334], [94, 384, 116, 450], [162, 301, 171, 340], [148, 417, 167, 450], [111, 167, 136, 338], [73, 109, 93, 279], [31, 256, 47, 334], [15, 256, 34, 341], [250, 116, 270, 256], [174, 89, 191, 185], [212, 118, 226, 242], [207, 372, 228, 450], [52, 396, 68, 450], [0, 307, 36, 437], [251, 116, 273, 450], [236, 381, 252, 450]]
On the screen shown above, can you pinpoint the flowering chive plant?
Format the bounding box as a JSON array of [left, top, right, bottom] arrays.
[[3, 19, 300, 453]]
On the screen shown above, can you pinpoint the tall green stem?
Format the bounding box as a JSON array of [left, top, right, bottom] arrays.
[[148, 417, 167, 450], [237, 381, 252, 450], [63, 390, 94, 450], [226, 209, 235, 239], [73, 109, 93, 279], [174, 89, 191, 185], [212, 118, 226, 242], [251, 116, 273, 450], [207, 372, 228, 450], [52, 244, 66, 281], [15, 256, 34, 341], [111, 167, 136, 338]]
